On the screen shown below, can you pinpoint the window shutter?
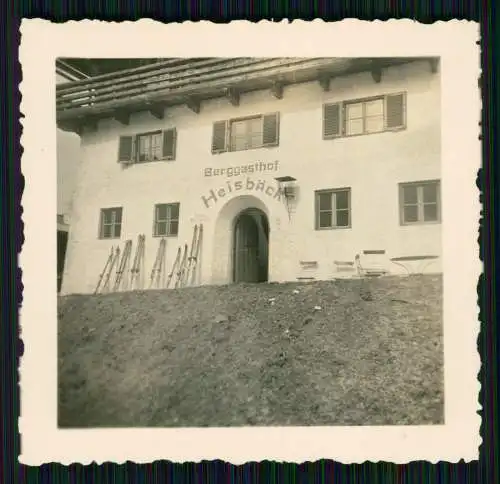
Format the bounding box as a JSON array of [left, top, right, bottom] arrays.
[[386, 93, 406, 129], [314, 193, 319, 230], [262, 112, 280, 147], [323, 103, 341, 139], [172, 203, 180, 236], [211, 121, 227, 154], [118, 136, 135, 163], [162, 128, 177, 160]]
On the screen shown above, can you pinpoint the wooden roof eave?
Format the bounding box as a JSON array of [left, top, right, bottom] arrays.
[[56, 57, 436, 133], [56, 58, 347, 129]]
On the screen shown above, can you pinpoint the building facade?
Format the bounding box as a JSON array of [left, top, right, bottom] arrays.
[[56, 57, 441, 295]]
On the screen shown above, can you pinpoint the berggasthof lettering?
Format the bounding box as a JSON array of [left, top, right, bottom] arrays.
[[203, 160, 280, 178]]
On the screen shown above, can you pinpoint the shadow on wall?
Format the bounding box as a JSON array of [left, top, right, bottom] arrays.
[[233, 208, 270, 283]]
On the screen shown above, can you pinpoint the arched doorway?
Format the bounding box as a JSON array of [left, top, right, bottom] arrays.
[[233, 208, 269, 283]]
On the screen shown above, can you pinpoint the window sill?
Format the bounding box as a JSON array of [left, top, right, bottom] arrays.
[[122, 158, 176, 165], [152, 234, 179, 238], [98, 237, 121, 240], [400, 220, 441, 227], [138, 158, 175, 163], [323, 126, 406, 141], [212, 144, 279, 155], [315, 225, 352, 231]]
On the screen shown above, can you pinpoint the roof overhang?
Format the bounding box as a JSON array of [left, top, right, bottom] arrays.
[[56, 57, 439, 134]]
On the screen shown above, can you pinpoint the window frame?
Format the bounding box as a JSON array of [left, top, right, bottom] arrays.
[[212, 112, 280, 155], [343, 96, 386, 137], [118, 128, 177, 165], [135, 130, 164, 163], [323, 92, 407, 140], [98, 207, 123, 240], [228, 115, 264, 152], [153, 202, 180, 238], [314, 188, 352, 231], [399, 180, 441, 226], [226, 114, 265, 153]]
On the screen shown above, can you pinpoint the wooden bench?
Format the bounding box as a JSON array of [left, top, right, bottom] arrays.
[[355, 250, 389, 278], [390, 255, 439, 275]]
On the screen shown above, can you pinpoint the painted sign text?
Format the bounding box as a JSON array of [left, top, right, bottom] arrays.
[[203, 161, 280, 178], [202, 178, 284, 208]]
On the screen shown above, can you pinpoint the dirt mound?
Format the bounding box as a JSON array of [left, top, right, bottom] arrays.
[[58, 275, 443, 427]]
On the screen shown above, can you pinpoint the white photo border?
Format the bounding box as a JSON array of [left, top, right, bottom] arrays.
[[19, 19, 481, 465]]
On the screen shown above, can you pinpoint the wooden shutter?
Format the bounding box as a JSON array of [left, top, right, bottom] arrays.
[[118, 136, 135, 163], [171, 203, 180, 236], [323, 103, 341, 139], [212, 121, 227, 154], [386, 93, 406, 129], [162, 128, 177, 160], [262, 112, 280, 147]]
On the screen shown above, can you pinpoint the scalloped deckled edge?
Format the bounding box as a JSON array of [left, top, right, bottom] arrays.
[[18, 18, 481, 465]]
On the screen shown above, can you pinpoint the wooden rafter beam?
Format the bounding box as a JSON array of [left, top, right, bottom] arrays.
[[87, 120, 98, 132], [225, 87, 240, 107], [271, 81, 284, 99], [186, 97, 201, 114], [73, 118, 98, 136], [370, 62, 382, 83], [74, 124, 85, 136], [429, 58, 439, 74], [114, 110, 130, 126], [318, 75, 331, 92], [148, 104, 165, 120], [57, 121, 78, 135]]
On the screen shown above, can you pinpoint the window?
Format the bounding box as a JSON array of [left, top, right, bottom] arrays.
[[118, 128, 177, 164], [230, 116, 263, 151], [212, 112, 279, 154], [323, 92, 406, 139], [153, 203, 180, 237], [399, 180, 441, 225], [137, 132, 162, 161], [315, 189, 351, 229], [99, 207, 122, 239], [345, 98, 385, 135]]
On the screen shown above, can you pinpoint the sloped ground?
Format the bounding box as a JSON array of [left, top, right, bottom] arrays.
[[58, 274, 443, 427]]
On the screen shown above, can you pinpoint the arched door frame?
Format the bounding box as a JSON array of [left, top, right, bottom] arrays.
[[210, 194, 270, 286]]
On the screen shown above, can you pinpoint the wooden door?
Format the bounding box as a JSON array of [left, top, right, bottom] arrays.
[[233, 214, 260, 283]]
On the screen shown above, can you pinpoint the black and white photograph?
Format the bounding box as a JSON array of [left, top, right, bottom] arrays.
[[56, 55, 445, 429], [20, 20, 480, 464]]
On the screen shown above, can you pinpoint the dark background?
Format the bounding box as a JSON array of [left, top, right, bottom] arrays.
[[2, 1, 496, 483]]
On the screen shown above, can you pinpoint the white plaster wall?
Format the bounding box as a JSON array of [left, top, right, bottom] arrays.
[[61, 60, 441, 295]]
